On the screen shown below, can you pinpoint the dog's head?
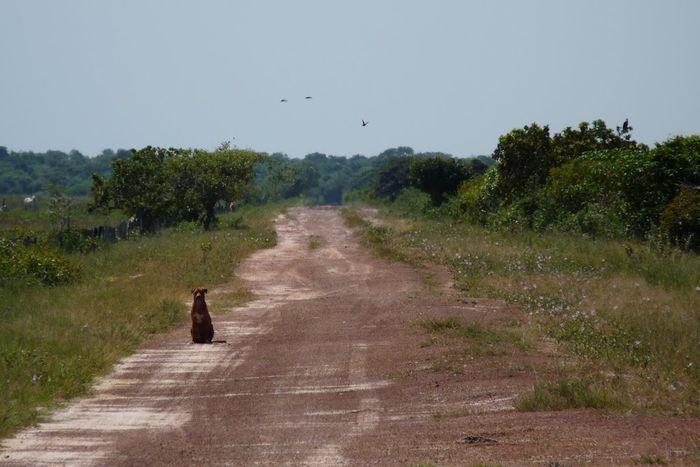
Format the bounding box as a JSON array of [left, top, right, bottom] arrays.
[[191, 287, 208, 300]]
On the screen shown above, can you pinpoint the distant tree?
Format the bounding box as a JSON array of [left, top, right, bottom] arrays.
[[374, 156, 413, 200], [375, 146, 414, 163], [552, 119, 642, 164], [409, 157, 471, 205], [91, 146, 177, 232], [171, 147, 261, 229], [465, 158, 488, 177], [476, 155, 496, 167], [92, 145, 261, 230], [492, 123, 554, 201]]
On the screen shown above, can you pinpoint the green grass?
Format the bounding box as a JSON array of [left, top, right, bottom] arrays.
[[0, 195, 126, 231], [308, 235, 323, 250], [414, 315, 532, 373], [415, 316, 528, 351], [0, 204, 283, 438], [342, 205, 700, 414], [516, 378, 620, 411], [633, 454, 668, 465]]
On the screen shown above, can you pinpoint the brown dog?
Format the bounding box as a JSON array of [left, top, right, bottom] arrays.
[[191, 288, 214, 344]]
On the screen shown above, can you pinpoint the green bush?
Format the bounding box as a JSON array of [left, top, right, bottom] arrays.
[[539, 139, 699, 237], [457, 167, 500, 224], [486, 203, 530, 233], [492, 123, 554, 201], [660, 187, 700, 251], [576, 146, 697, 235], [553, 202, 630, 238], [391, 188, 432, 217], [408, 157, 471, 205], [0, 238, 79, 286]]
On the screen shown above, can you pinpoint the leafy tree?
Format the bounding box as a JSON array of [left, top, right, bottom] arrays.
[[91, 146, 178, 232], [374, 156, 413, 200], [170, 147, 261, 229], [457, 166, 500, 224], [465, 157, 488, 177], [660, 187, 700, 251], [552, 119, 642, 164], [545, 137, 700, 236], [375, 146, 414, 163], [409, 157, 471, 205], [92, 146, 260, 231], [0, 147, 128, 195], [492, 123, 554, 201]]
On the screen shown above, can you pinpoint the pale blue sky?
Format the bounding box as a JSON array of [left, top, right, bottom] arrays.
[[1, 1, 698, 157]]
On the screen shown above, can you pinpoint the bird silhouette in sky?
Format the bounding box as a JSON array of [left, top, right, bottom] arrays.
[[622, 118, 629, 133], [280, 99, 288, 103], [362, 119, 369, 127], [305, 96, 312, 100]]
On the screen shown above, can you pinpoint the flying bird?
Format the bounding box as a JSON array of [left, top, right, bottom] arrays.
[[280, 99, 288, 103], [361, 119, 369, 127], [305, 96, 312, 100]]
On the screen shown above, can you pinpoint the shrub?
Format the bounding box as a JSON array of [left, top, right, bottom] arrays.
[[541, 140, 699, 237], [554, 202, 630, 238], [373, 156, 413, 200], [660, 187, 700, 251], [0, 238, 79, 286], [391, 188, 432, 217], [492, 123, 554, 201], [578, 146, 698, 235], [408, 157, 471, 206], [457, 167, 500, 224]]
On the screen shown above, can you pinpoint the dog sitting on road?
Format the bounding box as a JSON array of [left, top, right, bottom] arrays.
[[191, 288, 214, 344]]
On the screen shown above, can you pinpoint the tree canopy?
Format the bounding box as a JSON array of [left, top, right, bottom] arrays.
[[91, 146, 261, 230]]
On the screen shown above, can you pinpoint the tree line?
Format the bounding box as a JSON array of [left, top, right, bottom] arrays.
[[0, 147, 130, 195], [4, 117, 697, 249], [91, 143, 260, 231], [363, 120, 699, 251]]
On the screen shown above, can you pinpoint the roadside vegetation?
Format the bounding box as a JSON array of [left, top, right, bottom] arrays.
[[342, 206, 699, 414], [338, 119, 698, 415], [1, 118, 697, 425], [0, 205, 280, 438], [1, 142, 286, 438]]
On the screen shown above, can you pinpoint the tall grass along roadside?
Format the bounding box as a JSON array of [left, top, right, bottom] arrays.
[[0, 205, 281, 438], [343, 206, 700, 415]]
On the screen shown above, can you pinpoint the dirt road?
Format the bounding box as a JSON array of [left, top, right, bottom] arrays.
[[2, 207, 698, 465]]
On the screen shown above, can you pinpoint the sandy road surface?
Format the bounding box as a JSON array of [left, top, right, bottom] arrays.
[[2, 207, 699, 465]]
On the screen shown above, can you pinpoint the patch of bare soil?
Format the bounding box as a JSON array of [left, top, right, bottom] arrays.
[[2, 207, 698, 465]]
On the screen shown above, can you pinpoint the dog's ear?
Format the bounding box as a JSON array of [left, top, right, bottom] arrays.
[[203, 288, 208, 294], [191, 288, 196, 295]]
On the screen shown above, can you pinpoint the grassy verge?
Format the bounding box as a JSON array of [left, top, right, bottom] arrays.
[[415, 316, 533, 357], [342, 206, 700, 415], [0, 195, 126, 231], [0, 203, 283, 438]]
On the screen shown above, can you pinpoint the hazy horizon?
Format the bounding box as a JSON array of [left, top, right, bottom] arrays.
[[1, 0, 699, 158]]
